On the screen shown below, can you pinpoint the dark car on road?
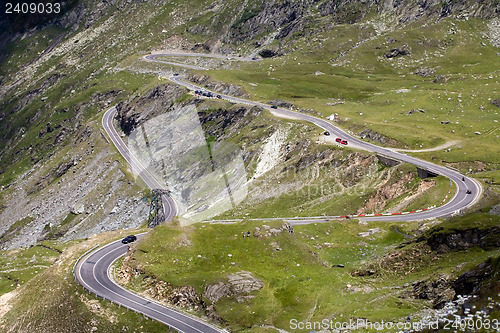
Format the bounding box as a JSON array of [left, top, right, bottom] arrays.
[[217, 95, 222, 99], [271, 105, 278, 109], [173, 73, 179, 76], [122, 235, 137, 244], [324, 131, 330, 136]]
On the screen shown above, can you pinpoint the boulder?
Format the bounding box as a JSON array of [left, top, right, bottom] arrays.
[[70, 203, 85, 215], [258, 49, 277, 58], [204, 282, 231, 303], [385, 46, 411, 58], [204, 271, 264, 304], [269, 228, 282, 236], [358, 228, 381, 238], [452, 261, 495, 296], [227, 271, 264, 294], [414, 67, 435, 77], [167, 286, 202, 310], [410, 274, 455, 309]]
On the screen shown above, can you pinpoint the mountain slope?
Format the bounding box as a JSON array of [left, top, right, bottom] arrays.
[[0, 1, 499, 330]]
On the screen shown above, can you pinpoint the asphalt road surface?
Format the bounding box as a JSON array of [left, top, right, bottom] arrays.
[[76, 52, 483, 333], [74, 235, 223, 333], [144, 52, 482, 222], [102, 106, 177, 220]]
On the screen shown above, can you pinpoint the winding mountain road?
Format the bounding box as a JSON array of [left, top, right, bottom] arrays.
[[75, 52, 483, 332], [145, 52, 482, 222], [74, 235, 222, 333], [102, 106, 178, 221]]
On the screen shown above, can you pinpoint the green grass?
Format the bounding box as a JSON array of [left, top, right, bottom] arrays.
[[0, 216, 34, 244], [0, 25, 67, 77], [427, 210, 500, 234], [205, 17, 500, 167], [125, 210, 500, 332], [0, 0, 204, 188], [0, 241, 68, 296], [232, 6, 262, 29], [0, 230, 174, 332], [127, 219, 415, 331], [0, 68, 157, 188]]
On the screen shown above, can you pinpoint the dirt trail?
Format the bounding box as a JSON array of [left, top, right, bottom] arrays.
[[393, 140, 460, 153]]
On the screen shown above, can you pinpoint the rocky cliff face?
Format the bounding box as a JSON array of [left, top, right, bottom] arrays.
[[118, 250, 263, 323], [356, 215, 500, 309], [0, 121, 148, 250], [116, 84, 187, 135], [193, 0, 500, 52], [424, 226, 500, 253], [406, 257, 500, 309]]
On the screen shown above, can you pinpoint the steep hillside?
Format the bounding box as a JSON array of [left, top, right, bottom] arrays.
[[113, 83, 450, 223], [1, 0, 499, 190], [0, 0, 498, 331], [115, 205, 500, 332], [0, 230, 174, 333]]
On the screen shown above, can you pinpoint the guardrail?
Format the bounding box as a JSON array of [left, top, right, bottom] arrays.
[[71, 238, 225, 332], [204, 179, 453, 223]]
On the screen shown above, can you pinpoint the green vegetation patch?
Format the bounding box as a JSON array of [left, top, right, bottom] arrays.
[[125, 219, 431, 331], [207, 17, 500, 168], [0, 240, 65, 296], [232, 7, 262, 29], [0, 230, 172, 332]]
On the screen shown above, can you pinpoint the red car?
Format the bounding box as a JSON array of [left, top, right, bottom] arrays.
[[336, 138, 348, 145]]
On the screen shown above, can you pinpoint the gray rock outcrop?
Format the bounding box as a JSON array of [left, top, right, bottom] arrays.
[[204, 271, 264, 304]]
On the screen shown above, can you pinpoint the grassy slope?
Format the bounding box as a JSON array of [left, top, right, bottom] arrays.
[[191, 101, 449, 220], [0, 229, 173, 333], [0, 240, 66, 296], [0, 1, 498, 331], [0, 0, 207, 187], [207, 18, 499, 168], [129, 219, 411, 331], [126, 210, 499, 332]]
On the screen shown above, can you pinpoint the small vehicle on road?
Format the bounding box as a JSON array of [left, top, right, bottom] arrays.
[[122, 235, 137, 244], [200, 91, 213, 97], [466, 190, 471, 194], [271, 105, 278, 109], [173, 73, 179, 76], [217, 95, 222, 99], [336, 138, 348, 145], [324, 131, 330, 136]]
